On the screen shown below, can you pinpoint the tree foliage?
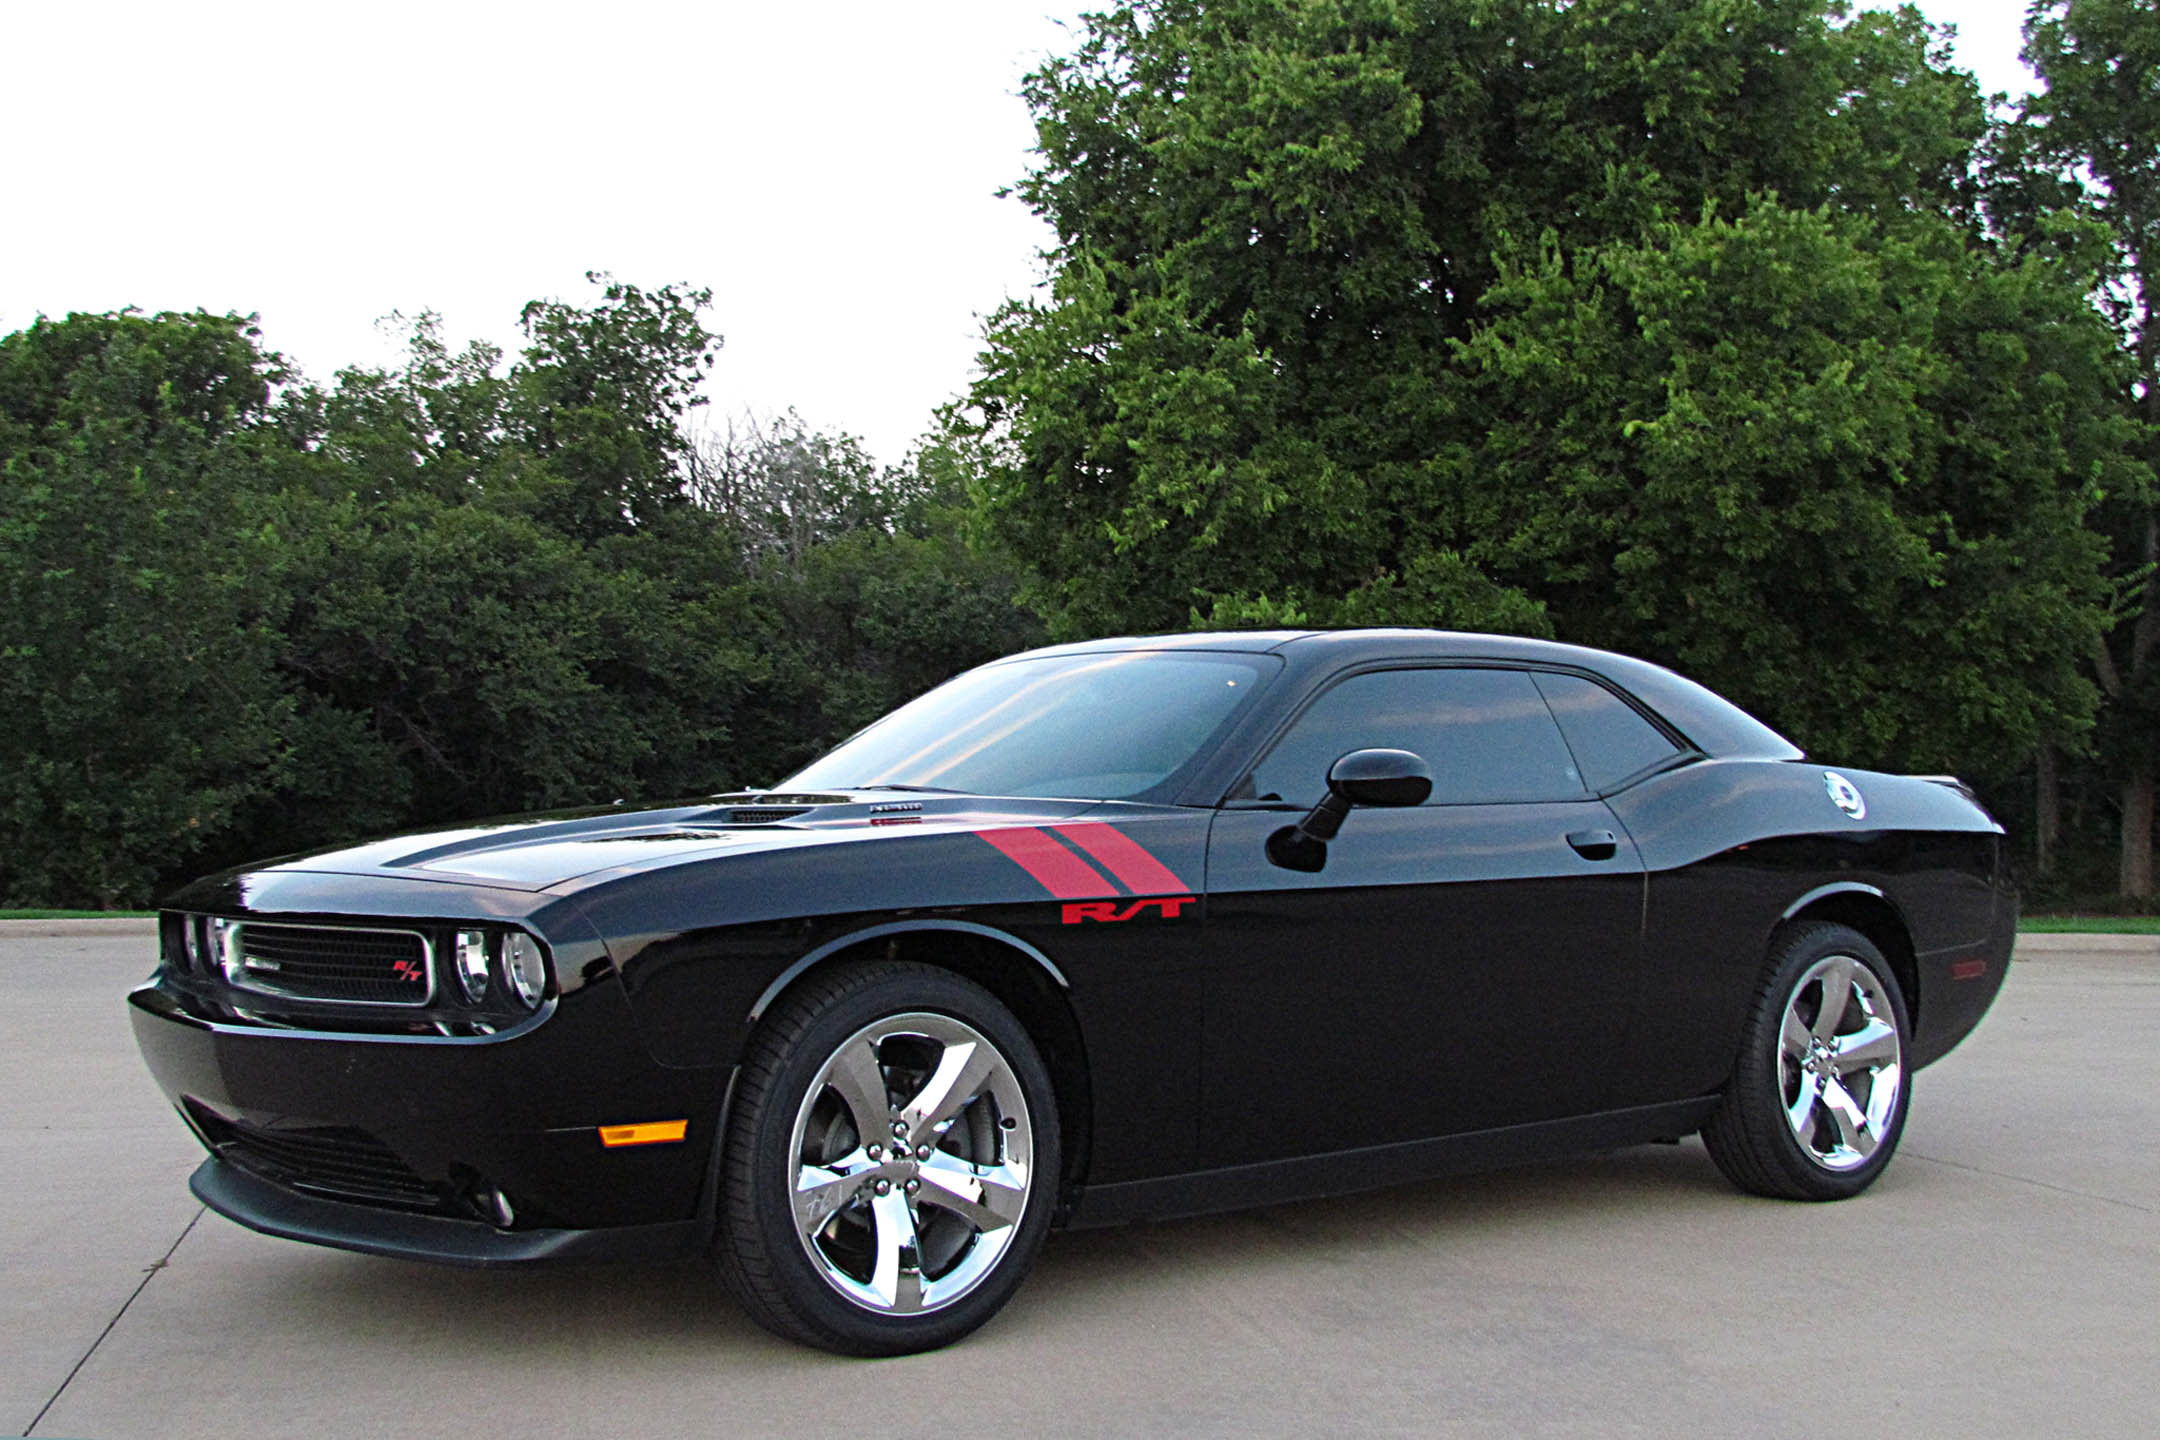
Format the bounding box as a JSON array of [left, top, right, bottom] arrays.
[[1457, 200, 2126, 774], [970, 0, 2129, 780], [6, 3, 2155, 904], [0, 279, 1039, 906], [2006, 0, 2160, 896], [0, 312, 301, 905]]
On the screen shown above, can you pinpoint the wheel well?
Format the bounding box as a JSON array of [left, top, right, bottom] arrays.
[[756, 928, 1094, 1210], [1780, 893, 1920, 1030]]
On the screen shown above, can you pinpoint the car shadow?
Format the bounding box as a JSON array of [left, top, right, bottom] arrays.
[[1039, 1137, 1744, 1278], [219, 1138, 1743, 1363]]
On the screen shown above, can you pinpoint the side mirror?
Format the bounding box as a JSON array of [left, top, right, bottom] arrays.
[[1328, 747, 1436, 808], [1266, 748, 1433, 872]]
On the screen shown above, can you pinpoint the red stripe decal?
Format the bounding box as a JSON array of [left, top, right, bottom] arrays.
[[1054, 823, 1190, 896], [977, 827, 1118, 900]]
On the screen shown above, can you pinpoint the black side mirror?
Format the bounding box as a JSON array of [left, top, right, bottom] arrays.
[[1266, 748, 1433, 872]]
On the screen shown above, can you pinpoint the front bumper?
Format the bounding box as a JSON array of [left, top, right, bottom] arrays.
[[189, 1156, 699, 1266], [130, 977, 730, 1256]]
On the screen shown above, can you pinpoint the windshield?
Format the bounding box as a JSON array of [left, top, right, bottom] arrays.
[[783, 651, 1277, 801]]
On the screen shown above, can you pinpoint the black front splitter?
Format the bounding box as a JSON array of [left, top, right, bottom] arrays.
[[190, 1157, 704, 1268]]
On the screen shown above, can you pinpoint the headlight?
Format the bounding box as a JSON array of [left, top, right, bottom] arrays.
[[501, 933, 548, 1009], [454, 930, 491, 1002]]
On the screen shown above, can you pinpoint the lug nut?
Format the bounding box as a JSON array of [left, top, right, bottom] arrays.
[[905, 1180, 920, 1194], [867, 1144, 882, 1159], [874, 1179, 891, 1195], [916, 1145, 930, 1159]]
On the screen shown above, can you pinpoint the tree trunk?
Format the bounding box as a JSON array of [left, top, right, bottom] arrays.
[[2125, 511, 2159, 902], [2129, 223, 2156, 901], [2036, 745, 2060, 879], [2125, 753, 2156, 902]]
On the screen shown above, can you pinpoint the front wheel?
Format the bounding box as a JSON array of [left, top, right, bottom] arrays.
[[716, 962, 1059, 1355], [1702, 923, 1910, 1201]]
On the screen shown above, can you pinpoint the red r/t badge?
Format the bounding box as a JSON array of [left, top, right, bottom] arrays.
[[1061, 896, 1196, 925]]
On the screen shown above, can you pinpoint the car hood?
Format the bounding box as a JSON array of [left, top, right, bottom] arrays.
[[229, 792, 1124, 893]]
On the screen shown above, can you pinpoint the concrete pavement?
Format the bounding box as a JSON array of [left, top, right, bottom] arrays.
[[5, 931, 2154, 1438]]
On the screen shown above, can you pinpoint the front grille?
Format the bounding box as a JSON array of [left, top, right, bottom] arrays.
[[193, 1107, 445, 1212], [229, 923, 433, 1006]]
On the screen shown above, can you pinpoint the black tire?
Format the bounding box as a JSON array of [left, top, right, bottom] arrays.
[[1702, 922, 1912, 1201], [715, 961, 1060, 1356]]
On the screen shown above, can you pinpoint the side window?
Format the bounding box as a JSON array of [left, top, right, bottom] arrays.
[[1245, 668, 1588, 808], [1531, 672, 1684, 793]]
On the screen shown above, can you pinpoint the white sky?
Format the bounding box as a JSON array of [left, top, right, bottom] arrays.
[[1, 0, 2037, 469]]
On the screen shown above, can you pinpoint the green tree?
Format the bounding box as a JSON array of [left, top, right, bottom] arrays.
[[971, 0, 2118, 783], [2012, 0, 2160, 897], [689, 415, 1048, 773], [1456, 199, 2125, 776], [239, 297, 779, 848], [501, 272, 720, 541], [0, 312, 301, 906]]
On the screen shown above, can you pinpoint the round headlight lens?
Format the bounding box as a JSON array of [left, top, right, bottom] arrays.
[[455, 930, 490, 1002], [502, 933, 548, 1009]]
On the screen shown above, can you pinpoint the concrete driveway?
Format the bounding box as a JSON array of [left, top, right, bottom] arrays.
[[6, 927, 2154, 1439]]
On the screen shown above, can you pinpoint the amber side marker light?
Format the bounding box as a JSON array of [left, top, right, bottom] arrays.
[[599, 1119, 689, 1148]]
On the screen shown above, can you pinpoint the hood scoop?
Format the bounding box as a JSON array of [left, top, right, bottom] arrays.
[[727, 808, 810, 825], [706, 792, 855, 826]]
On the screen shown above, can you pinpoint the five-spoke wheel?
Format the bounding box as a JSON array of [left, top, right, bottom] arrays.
[[718, 963, 1059, 1355], [1704, 922, 1911, 1200], [1776, 953, 1904, 1172], [788, 1010, 1037, 1315]]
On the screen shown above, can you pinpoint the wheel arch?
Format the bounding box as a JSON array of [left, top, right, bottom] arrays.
[[1777, 884, 1920, 1031], [746, 921, 1093, 1210]]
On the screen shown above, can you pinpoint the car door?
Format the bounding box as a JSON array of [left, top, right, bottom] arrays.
[[1198, 666, 1647, 1167]]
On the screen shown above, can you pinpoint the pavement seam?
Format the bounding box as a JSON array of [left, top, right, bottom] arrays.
[[22, 1206, 204, 1438], [1904, 1151, 2156, 1218]]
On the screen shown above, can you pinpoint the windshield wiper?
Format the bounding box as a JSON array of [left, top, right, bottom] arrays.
[[849, 783, 966, 794]]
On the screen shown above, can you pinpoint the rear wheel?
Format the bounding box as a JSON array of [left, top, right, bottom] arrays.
[[1702, 923, 1910, 1201], [716, 962, 1058, 1355]]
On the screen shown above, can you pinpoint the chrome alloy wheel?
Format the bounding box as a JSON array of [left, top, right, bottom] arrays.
[[1778, 954, 1904, 1172], [787, 1011, 1035, 1315]]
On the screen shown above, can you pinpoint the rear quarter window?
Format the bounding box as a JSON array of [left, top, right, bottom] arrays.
[[1530, 672, 1684, 793]]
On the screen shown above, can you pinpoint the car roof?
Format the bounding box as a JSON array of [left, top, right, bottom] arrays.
[[1003, 628, 1803, 761]]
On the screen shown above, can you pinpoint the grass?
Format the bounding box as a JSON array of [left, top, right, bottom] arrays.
[[0, 909, 155, 920], [2018, 914, 2160, 935]]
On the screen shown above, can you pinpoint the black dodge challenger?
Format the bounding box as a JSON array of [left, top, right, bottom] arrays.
[[131, 629, 2014, 1354]]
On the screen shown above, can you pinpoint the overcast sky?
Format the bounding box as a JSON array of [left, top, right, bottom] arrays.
[[2, 1, 2040, 468]]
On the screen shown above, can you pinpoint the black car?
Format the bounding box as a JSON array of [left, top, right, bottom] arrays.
[[130, 629, 2014, 1355]]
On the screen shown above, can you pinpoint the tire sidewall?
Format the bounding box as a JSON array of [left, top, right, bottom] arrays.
[[725, 965, 1060, 1356]]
